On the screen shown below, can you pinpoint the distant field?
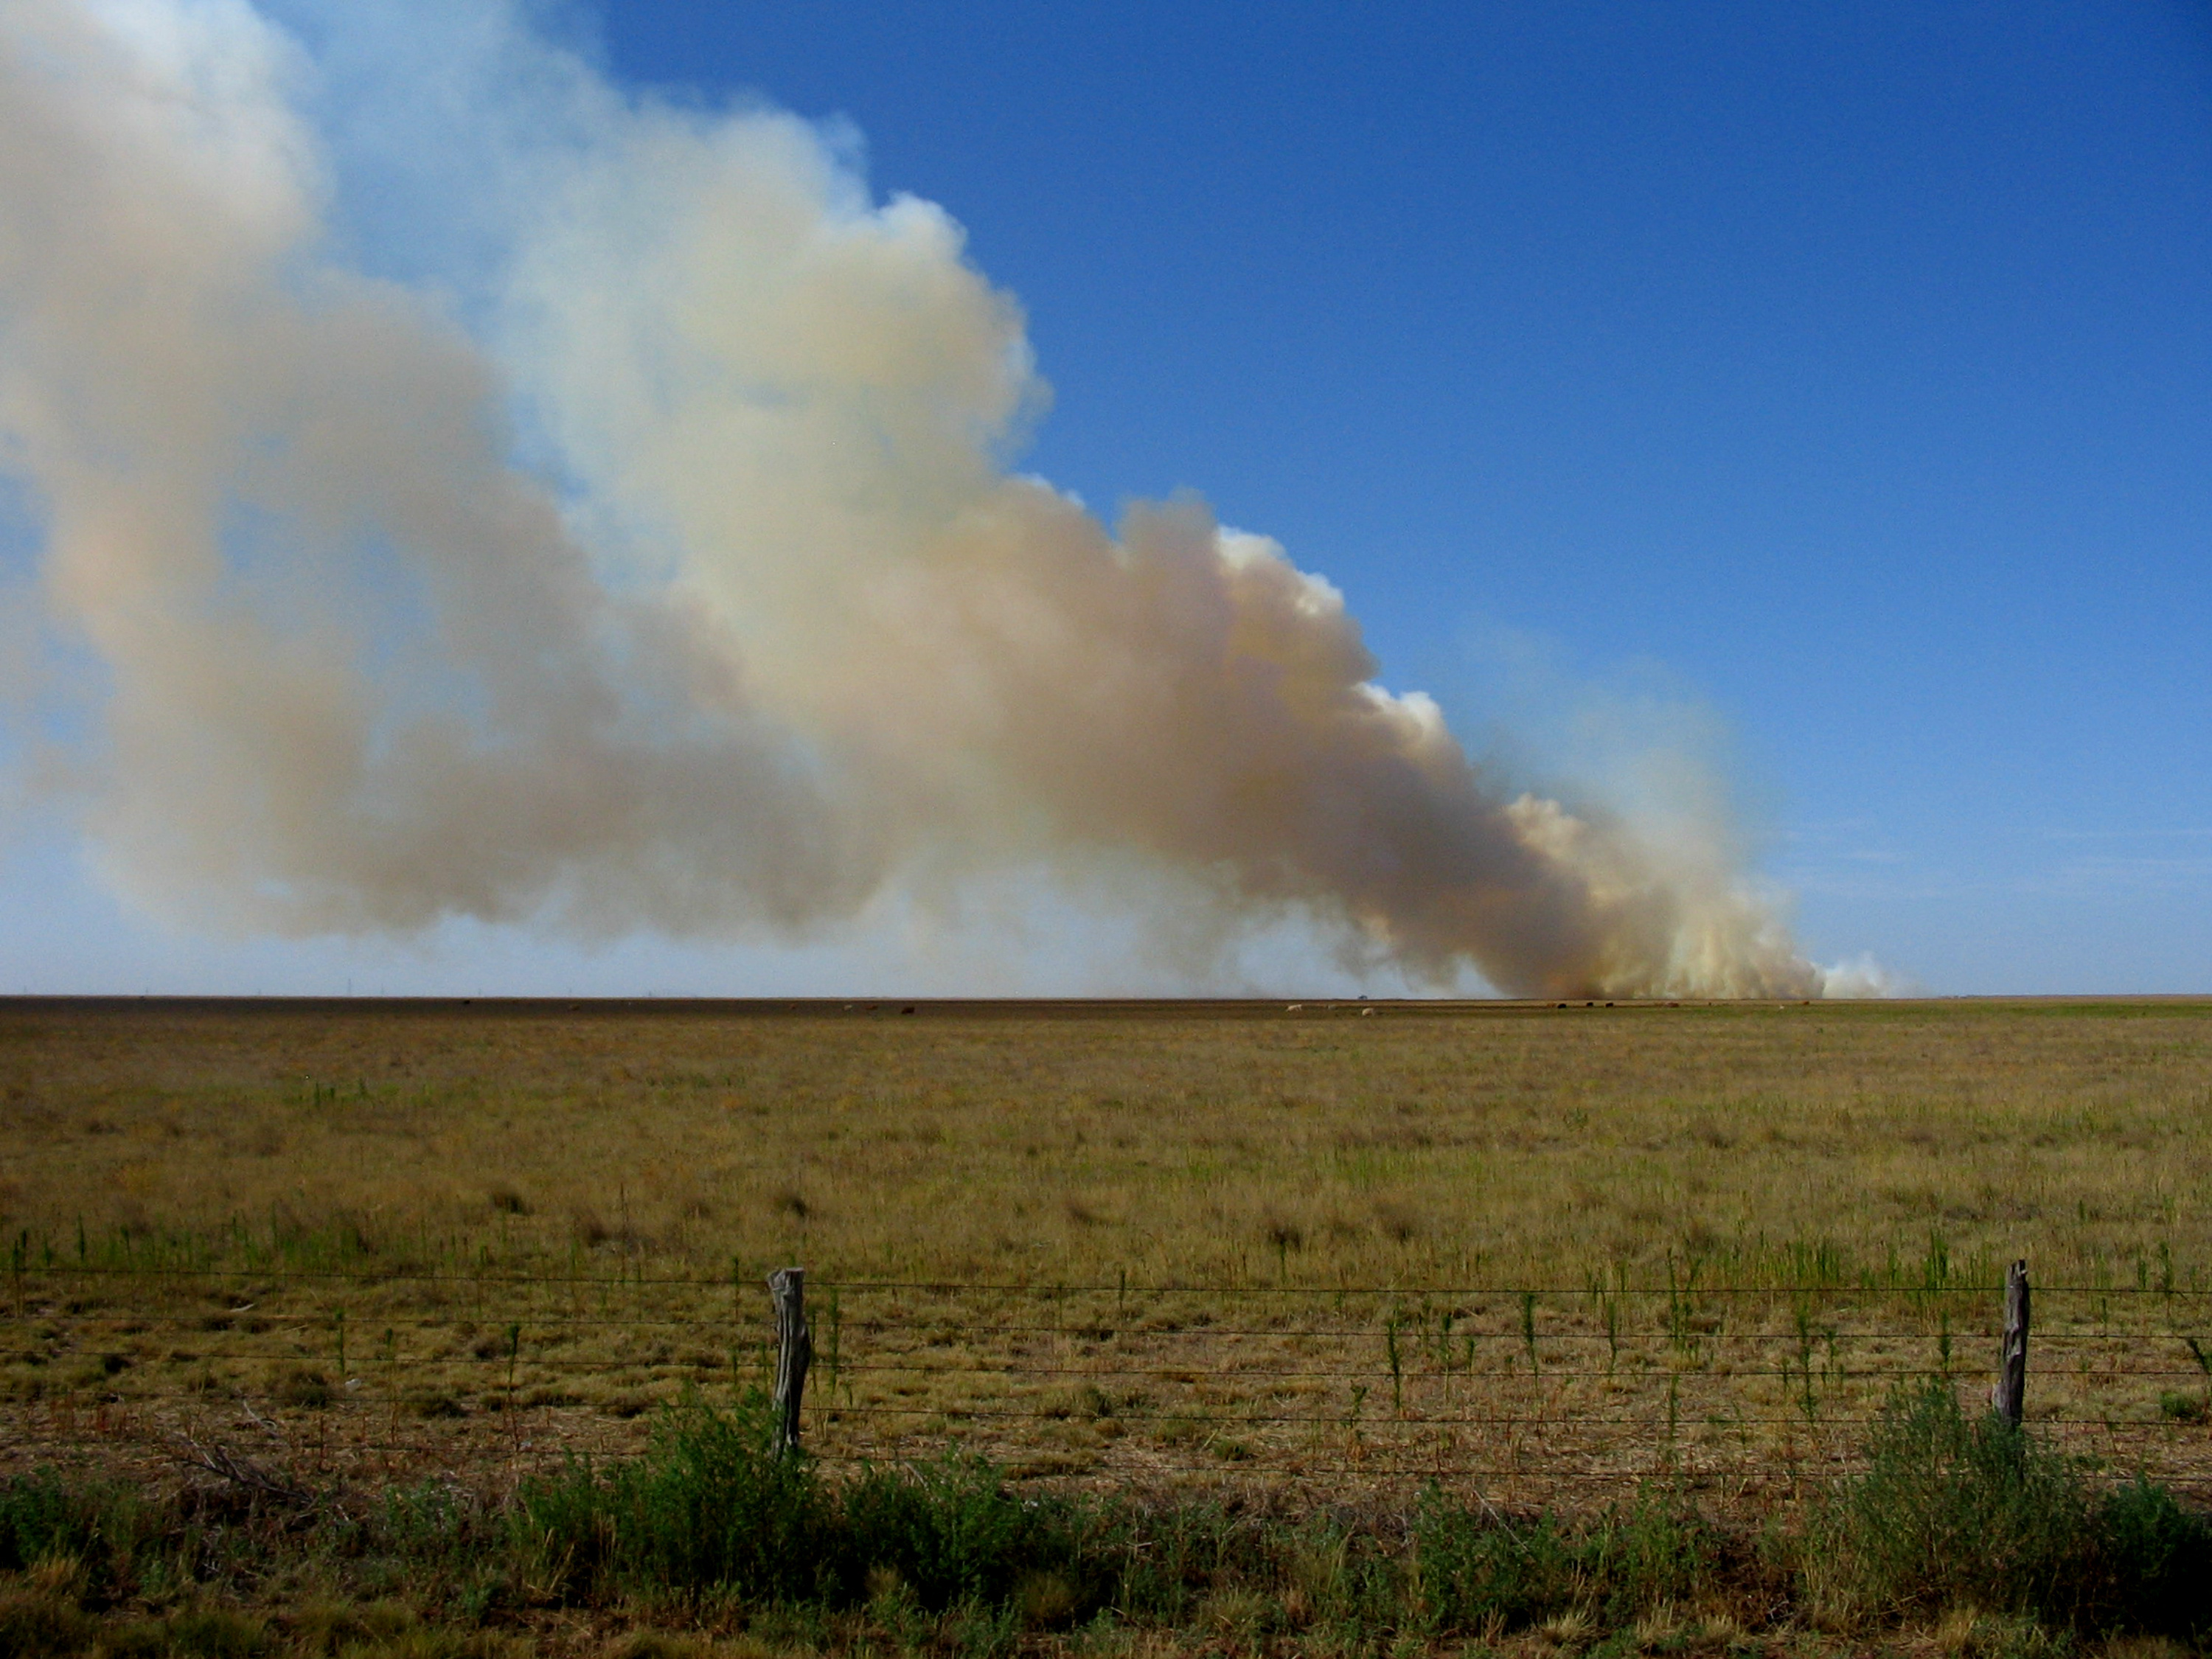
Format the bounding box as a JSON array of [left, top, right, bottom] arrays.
[[5, 995, 2209, 1287]]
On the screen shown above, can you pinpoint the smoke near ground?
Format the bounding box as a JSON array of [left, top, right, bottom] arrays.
[[0, 0, 1866, 998]]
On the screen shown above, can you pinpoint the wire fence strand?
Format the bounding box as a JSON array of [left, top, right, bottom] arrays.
[[9, 1266, 2211, 1500]]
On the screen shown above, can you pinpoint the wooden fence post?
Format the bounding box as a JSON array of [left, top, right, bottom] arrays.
[[767, 1267, 811, 1456], [1992, 1258, 2029, 1426]]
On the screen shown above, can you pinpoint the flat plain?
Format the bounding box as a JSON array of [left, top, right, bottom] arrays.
[[4, 995, 2211, 1508], [9, 995, 2211, 1284]]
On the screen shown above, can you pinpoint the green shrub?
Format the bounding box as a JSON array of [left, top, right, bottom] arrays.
[[1415, 1498, 1584, 1632], [515, 1388, 824, 1603], [0, 1472, 94, 1572], [838, 1454, 1067, 1612], [1806, 1380, 2211, 1636], [1581, 1486, 1715, 1620], [0, 1470, 143, 1592], [1807, 1382, 2097, 1624], [1415, 1484, 1711, 1635], [2096, 1476, 2212, 1638]]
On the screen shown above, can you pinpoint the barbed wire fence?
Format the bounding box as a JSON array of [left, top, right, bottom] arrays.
[[5, 1253, 2211, 1506]]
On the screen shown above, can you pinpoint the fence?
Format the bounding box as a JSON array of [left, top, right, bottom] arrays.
[[4, 1255, 2211, 1507]]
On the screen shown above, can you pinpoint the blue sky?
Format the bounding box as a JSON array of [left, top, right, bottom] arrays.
[[1, 0, 2207, 994]]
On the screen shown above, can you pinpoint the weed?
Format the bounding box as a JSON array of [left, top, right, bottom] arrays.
[[1415, 1498, 1585, 1632], [2096, 1478, 2212, 1640], [0, 1471, 138, 1586], [1416, 1483, 1710, 1637]]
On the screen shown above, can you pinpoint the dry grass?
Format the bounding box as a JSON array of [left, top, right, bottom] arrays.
[[6, 995, 2209, 1284], [2, 995, 2211, 1502]]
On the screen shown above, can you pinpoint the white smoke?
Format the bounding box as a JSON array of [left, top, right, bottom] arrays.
[[0, 0, 1867, 998], [1816, 954, 1917, 999]]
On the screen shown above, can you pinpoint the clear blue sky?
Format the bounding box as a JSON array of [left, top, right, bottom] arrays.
[[2, 0, 2208, 994]]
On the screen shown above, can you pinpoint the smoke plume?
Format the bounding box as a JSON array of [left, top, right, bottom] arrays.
[[0, 0, 1848, 998]]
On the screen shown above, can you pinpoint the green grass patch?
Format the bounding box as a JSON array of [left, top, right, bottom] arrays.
[[2, 1385, 2208, 1652]]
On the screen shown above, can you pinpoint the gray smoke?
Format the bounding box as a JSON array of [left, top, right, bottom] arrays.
[[0, 0, 1864, 998]]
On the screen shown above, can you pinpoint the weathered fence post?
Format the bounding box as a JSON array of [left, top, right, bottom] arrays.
[[767, 1267, 811, 1456], [1992, 1258, 2029, 1425]]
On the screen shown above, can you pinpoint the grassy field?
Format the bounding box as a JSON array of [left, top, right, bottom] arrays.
[[4, 995, 2212, 1655], [6, 995, 2211, 1289]]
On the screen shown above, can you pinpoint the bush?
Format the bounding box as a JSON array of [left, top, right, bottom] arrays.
[[518, 1391, 1107, 1620], [1582, 1486, 1715, 1620], [1807, 1380, 2212, 1637], [838, 1454, 1065, 1611], [2096, 1476, 2212, 1638], [1807, 1381, 2098, 1623], [1415, 1500, 1582, 1632], [515, 1388, 825, 1603]]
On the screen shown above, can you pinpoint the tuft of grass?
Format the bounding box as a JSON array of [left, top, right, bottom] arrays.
[[273, 1365, 334, 1409], [485, 1185, 530, 1217], [2155, 1389, 2205, 1423], [0, 1471, 142, 1590], [159, 1607, 272, 1657], [1413, 1483, 1713, 1635], [0, 1581, 96, 1658]]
